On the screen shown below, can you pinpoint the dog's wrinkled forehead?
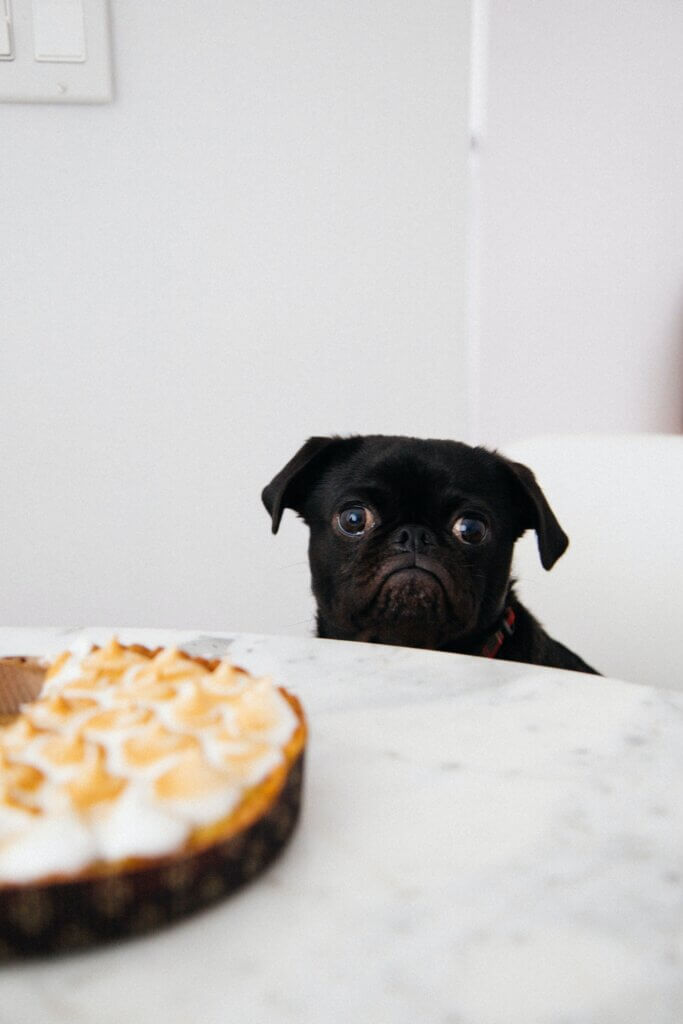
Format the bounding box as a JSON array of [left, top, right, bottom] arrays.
[[320, 436, 513, 507], [309, 434, 518, 524]]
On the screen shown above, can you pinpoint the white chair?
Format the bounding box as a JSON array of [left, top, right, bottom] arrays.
[[501, 434, 683, 691]]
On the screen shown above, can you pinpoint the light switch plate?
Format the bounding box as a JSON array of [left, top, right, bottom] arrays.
[[0, 0, 14, 59], [0, 0, 111, 102]]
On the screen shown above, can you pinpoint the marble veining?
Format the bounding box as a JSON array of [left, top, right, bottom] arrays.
[[0, 626, 682, 1024]]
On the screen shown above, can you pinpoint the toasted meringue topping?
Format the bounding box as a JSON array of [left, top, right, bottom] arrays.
[[122, 724, 198, 767], [0, 639, 301, 883], [38, 733, 88, 767]]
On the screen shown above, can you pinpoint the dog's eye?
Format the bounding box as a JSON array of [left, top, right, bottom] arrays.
[[452, 515, 488, 545], [336, 506, 375, 537]]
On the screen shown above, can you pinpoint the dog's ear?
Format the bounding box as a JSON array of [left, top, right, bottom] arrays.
[[262, 436, 348, 534], [501, 457, 568, 570]]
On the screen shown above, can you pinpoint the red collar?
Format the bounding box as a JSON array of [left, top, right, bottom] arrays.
[[479, 607, 516, 658]]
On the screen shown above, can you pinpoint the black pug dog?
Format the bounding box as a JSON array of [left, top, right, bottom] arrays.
[[262, 435, 599, 674]]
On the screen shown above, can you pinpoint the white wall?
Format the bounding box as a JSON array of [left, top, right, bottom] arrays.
[[0, 1, 472, 632], [1, 1, 681, 636], [475, 0, 683, 444]]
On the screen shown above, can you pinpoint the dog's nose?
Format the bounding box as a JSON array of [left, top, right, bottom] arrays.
[[390, 524, 437, 553]]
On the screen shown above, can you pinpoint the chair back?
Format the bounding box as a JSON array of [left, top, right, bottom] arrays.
[[502, 434, 683, 690]]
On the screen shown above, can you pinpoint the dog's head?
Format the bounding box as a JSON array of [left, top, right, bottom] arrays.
[[262, 435, 567, 649]]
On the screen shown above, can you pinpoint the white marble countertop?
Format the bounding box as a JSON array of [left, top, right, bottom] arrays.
[[0, 626, 682, 1024]]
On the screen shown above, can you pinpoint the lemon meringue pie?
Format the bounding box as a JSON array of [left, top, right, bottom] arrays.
[[0, 640, 306, 956]]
